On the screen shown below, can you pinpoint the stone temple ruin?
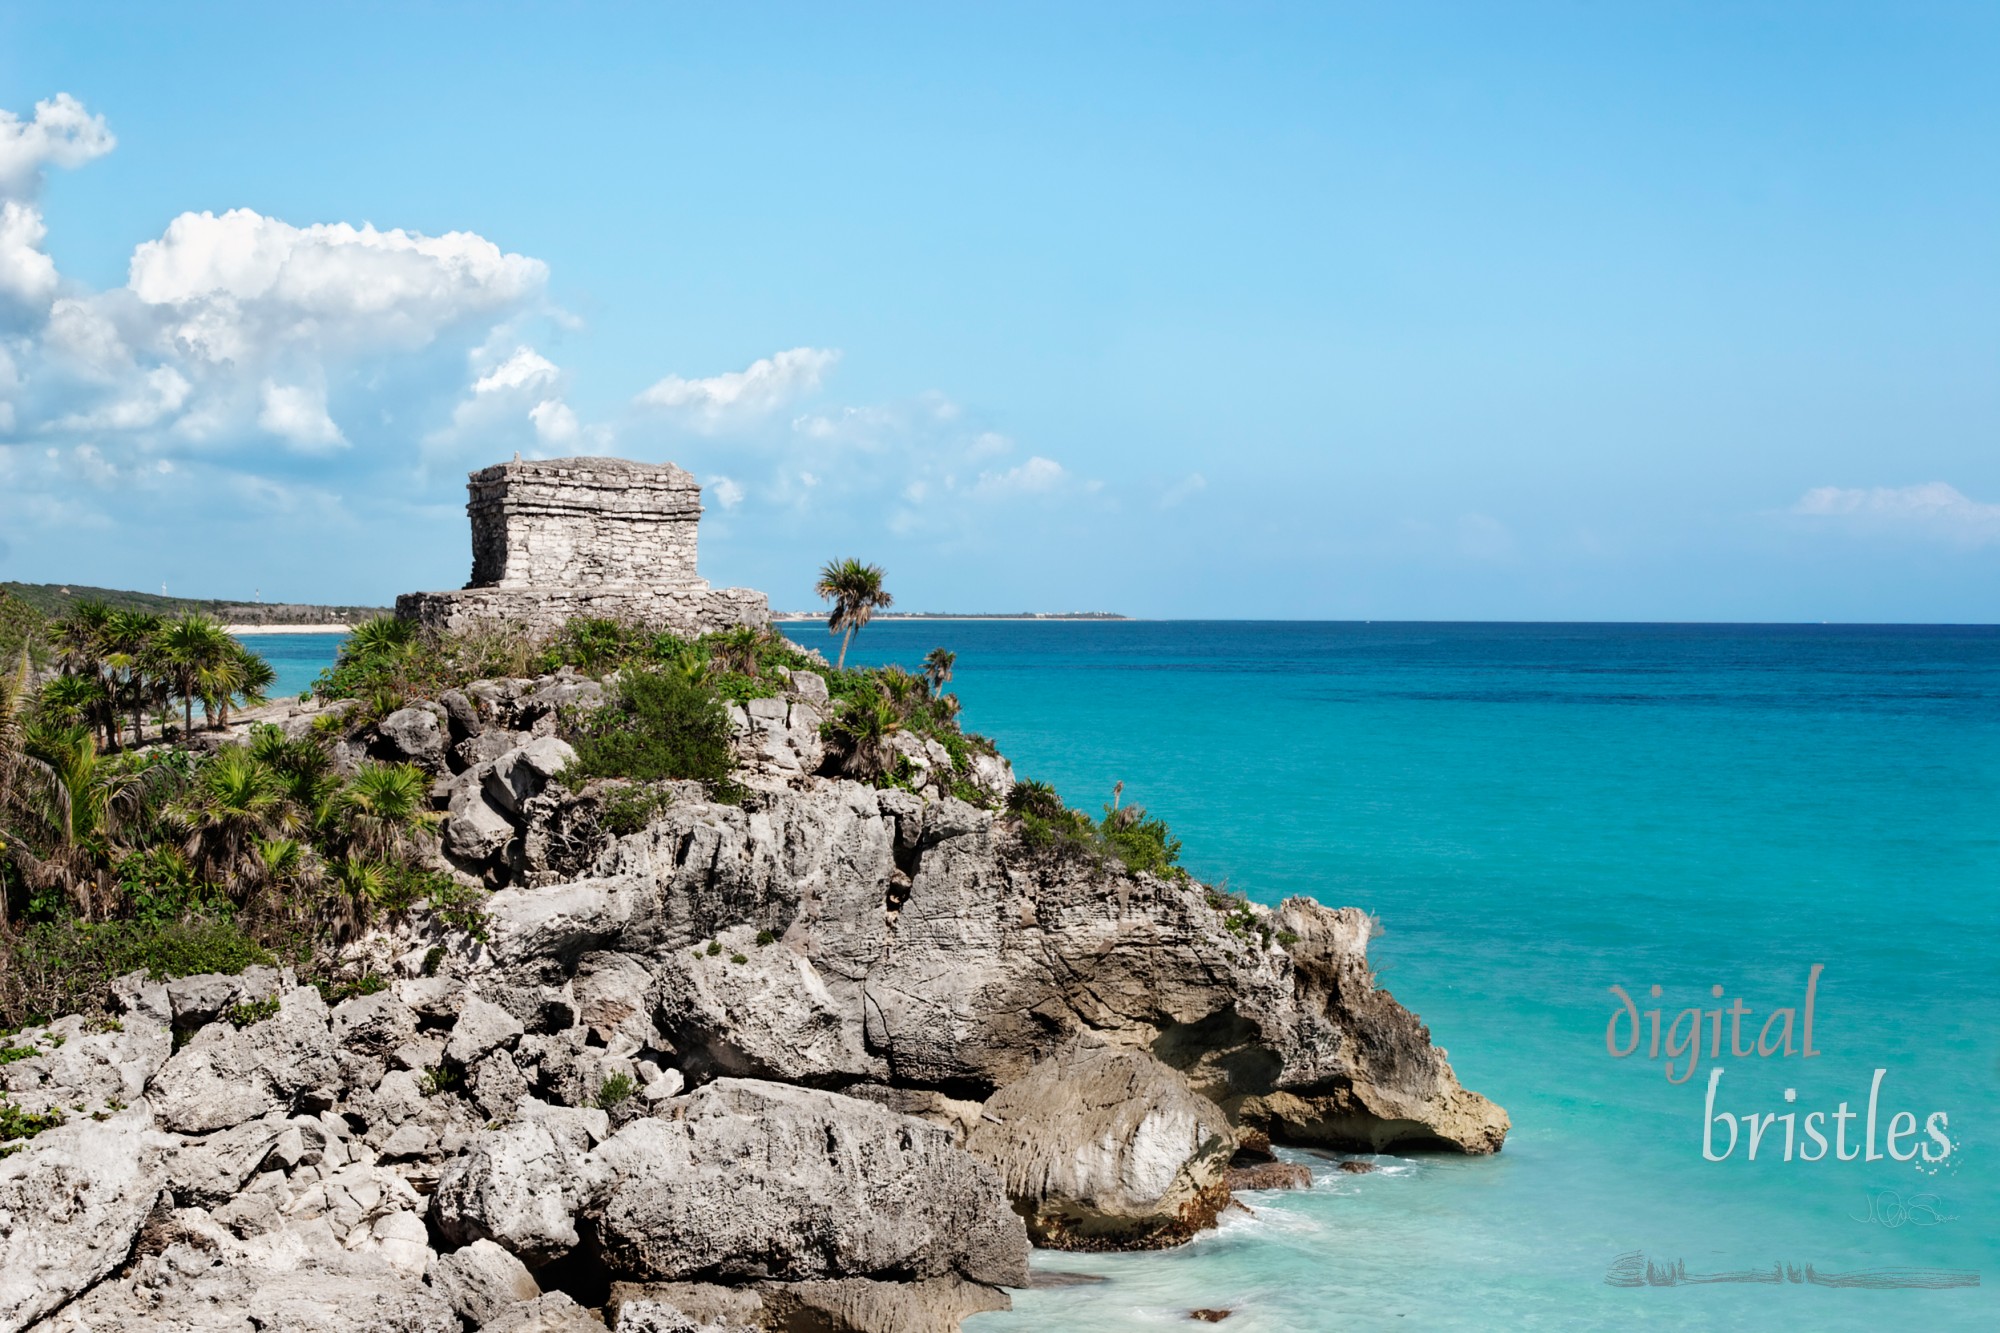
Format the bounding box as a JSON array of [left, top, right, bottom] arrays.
[[395, 456, 769, 636]]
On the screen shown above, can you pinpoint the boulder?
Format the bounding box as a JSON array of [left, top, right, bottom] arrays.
[[965, 1044, 1235, 1249], [652, 929, 883, 1085], [486, 736, 578, 816], [431, 1116, 603, 1266], [781, 668, 829, 706], [589, 1079, 1027, 1288], [439, 689, 483, 741], [147, 987, 340, 1135], [432, 1238, 542, 1326], [445, 771, 517, 865], [330, 991, 420, 1060], [0, 1110, 167, 1332], [444, 995, 526, 1069], [378, 707, 447, 770]]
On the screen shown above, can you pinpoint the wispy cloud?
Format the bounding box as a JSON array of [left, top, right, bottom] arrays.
[[1791, 483, 2000, 547], [637, 347, 839, 429]]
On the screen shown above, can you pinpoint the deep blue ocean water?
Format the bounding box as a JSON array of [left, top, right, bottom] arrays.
[[249, 623, 2000, 1329]]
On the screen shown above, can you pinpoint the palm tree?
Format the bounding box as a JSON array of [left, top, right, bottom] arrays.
[[50, 601, 118, 749], [3, 720, 152, 918], [156, 614, 234, 734], [708, 627, 764, 678], [35, 673, 106, 731], [921, 648, 956, 698], [107, 611, 164, 747], [814, 559, 893, 671]]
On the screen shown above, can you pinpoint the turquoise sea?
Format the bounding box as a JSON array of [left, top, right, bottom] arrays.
[[253, 623, 2000, 1330]]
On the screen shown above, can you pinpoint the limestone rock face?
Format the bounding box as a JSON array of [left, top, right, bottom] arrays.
[[147, 987, 340, 1135], [483, 777, 1506, 1156], [0, 1009, 172, 1115], [0, 1110, 166, 1332], [652, 929, 884, 1085], [589, 1079, 1029, 1288], [964, 1044, 1236, 1250], [487, 736, 578, 816]]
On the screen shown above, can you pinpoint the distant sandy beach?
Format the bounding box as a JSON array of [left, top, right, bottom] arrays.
[[227, 624, 353, 634]]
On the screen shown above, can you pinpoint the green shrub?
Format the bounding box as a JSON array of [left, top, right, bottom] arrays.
[[754, 928, 776, 947], [0, 1098, 64, 1153], [730, 952, 748, 964], [419, 1065, 460, 1097], [598, 783, 673, 837], [0, 1043, 39, 1065], [564, 669, 734, 788], [314, 972, 389, 1005], [1, 917, 273, 1030], [226, 995, 280, 1028], [1099, 805, 1182, 876], [705, 940, 722, 956], [595, 1071, 638, 1109]]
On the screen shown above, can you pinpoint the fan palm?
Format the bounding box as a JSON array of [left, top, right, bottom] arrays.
[[169, 746, 299, 886], [826, 691, 904, 780], [337, 762, 439, 860], [3, 721, 151, 917], [814, 558, 893, 671]]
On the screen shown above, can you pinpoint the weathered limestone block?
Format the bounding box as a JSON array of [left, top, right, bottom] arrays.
[[588, 1079, 1028, 1288], [431, 1116, 604, 1265], [964, 1044, 1236, 1250], [433, 1238, 543, 1325]]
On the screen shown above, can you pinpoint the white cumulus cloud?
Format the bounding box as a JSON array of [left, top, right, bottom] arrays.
[[257, 380, 346, 452], [639, 347, 839, 429], [0, 93, 115, 198], [1791, 482, 2000, 547]]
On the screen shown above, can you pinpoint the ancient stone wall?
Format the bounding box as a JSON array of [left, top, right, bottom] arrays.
[[398, 455, 768, 637], [468, 457, 703, 589]]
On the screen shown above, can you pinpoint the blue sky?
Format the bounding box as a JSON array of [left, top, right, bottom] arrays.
[[0, 3, 1995, 619]]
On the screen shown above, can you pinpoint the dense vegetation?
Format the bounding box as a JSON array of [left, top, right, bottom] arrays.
[[1, 580, 386, 626], [1005, 777, 1184, 877], [0, 603, 460, 1029], [313, 613, 1002, 804]]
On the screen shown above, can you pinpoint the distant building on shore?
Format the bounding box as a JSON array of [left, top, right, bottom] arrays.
[[396, 456, 768, 637]]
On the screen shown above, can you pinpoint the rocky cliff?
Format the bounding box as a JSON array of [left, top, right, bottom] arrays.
[[0, 661, 1506, 1333]]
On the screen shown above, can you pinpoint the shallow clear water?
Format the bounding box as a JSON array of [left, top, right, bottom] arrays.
[[258, 622, 2000, 1328], [233, 631, 348, 700]]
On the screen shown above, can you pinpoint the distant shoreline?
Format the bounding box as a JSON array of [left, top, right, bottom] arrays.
[[228, 624, 354, 635]]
